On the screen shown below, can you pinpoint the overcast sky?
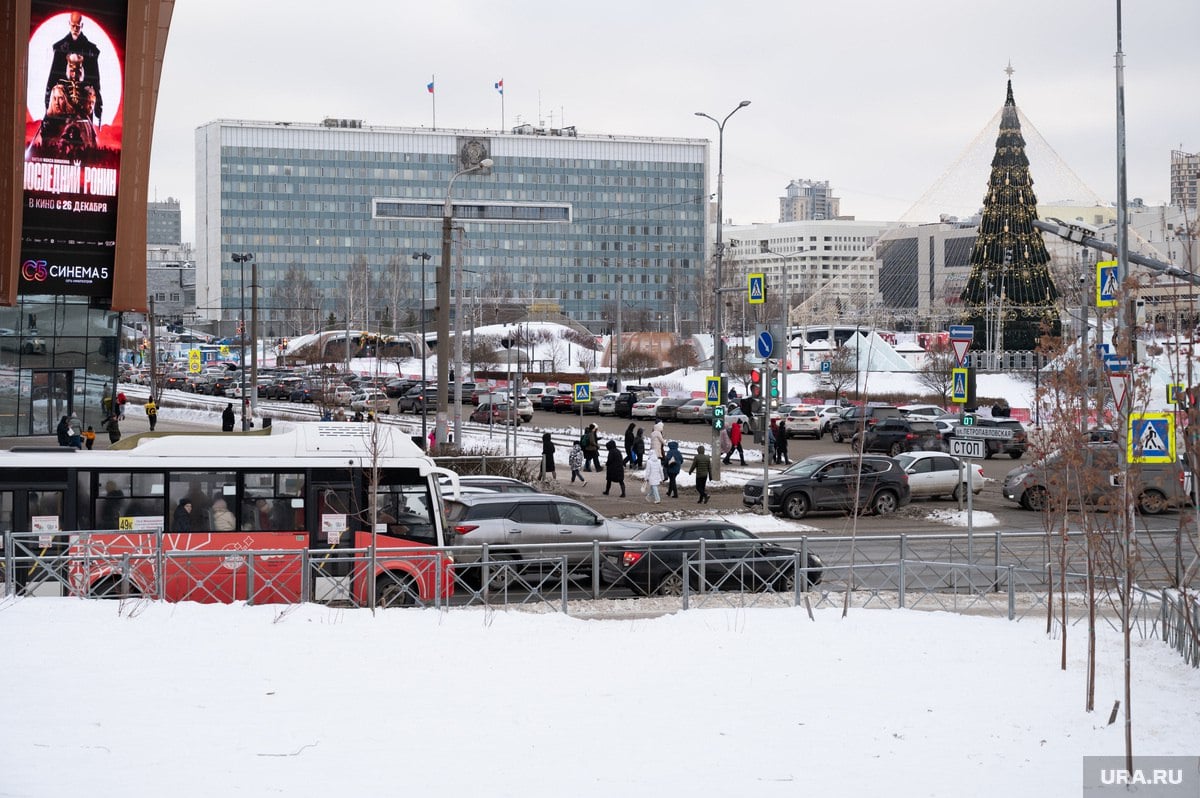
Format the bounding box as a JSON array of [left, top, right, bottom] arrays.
[[146, 0, 1199, 243]]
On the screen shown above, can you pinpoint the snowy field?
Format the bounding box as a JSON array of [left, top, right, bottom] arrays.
[[1, 599, 1198, 797]]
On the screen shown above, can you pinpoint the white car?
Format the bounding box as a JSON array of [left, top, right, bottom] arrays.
[[784, 406, 822, 439], [893, 451, 985, 501], [816, 405, 845, 432], [331, 385, 355, 406], [899, 404, 945, 421], [631, 397, 663, 419], [351, 390, 391, 413], [598, 394, 618, 416]]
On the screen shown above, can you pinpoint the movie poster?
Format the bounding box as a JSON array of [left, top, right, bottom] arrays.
[[20, 1, 127, 298]]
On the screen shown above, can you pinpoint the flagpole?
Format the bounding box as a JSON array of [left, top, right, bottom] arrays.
[[430, 74, 436, 130]]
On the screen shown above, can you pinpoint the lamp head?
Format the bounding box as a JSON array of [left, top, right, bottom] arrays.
[[479, 158, 494, 169], [738, 100, 751, 108]]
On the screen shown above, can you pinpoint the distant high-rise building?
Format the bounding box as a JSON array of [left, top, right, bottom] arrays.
[[779, 179, 840, 222], [147, 197, 182, 246], [1170, 150, 1199, 208]]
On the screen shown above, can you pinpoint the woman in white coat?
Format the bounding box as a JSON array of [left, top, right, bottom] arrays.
[[643, 454, 664, 504]]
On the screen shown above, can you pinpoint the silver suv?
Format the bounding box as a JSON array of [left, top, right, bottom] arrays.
[[1002, 443, 1190, 515], [446, 494, 645, 568]]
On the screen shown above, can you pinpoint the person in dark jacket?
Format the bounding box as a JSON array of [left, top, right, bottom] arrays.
[[632, 428, 646, 470], [542, 432, 557, 481], [104, 414, 121, 445], [221, 403, 235, 432], [663, 440, 685, 498], [622, 423, 637, 466], [776, 418, 791, 464], [56, 415, 70, 447], [172, 498, 193, 532], [603, 440, 626, 497], [582, 423, 601, 472], [689, 444, 712, 504]]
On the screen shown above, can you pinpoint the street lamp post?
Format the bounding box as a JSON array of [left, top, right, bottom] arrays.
[[413, 252, 431, 444], [761, 244, 793, 401], [231, 253, 254, 431], [435, 158, 493, 450], [696, 100, 751, 481]]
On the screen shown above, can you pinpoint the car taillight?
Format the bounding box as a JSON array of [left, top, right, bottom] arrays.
[[621, 551, 644, 567], [905, 433, 916, 440], [453, 524, 479, 535]]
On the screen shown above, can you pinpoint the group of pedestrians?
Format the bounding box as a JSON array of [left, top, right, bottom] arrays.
[[543, 420, 712, 503]]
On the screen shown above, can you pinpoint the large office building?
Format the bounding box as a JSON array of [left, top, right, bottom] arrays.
[[1170, 150, 1199, 209], [195, 119, 709, 337], [778, 179, 841, 222]]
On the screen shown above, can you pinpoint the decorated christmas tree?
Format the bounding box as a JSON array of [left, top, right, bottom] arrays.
[[959, 76, 1060, 352]]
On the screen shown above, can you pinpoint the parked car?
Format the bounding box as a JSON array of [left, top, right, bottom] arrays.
[[601, 520, 824, 596], [898, 404, 946, 420], [613, 391, 643, 418], [470, 397, 531, 424], [631, 397, 665, 420], [597, 393, 618, 416], [524, 386, 551, 405], [784, 406, 822, 439], [830, 405, 902, 443], [1002, 443, 1189, 515], [674, 397, 709, 423], [851, 418, 943, 456], [399, 385, 438, 413], [816, 405, 845, 433], [384, 378, 415, 398], [893, 451, 985, 501], [445, 494, 646, 576], [456, 476, 539, 494], [742, 453, 911, 519], [538, 388, 562, 411], [654, 396, 692, 422], [552, 392, 576, 413], [351, 390, 391, 413], [330, 385, 355, 406], [289, 383, 317, 403]]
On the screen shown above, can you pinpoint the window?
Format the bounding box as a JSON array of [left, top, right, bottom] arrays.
[[242, 472, 304, 531]]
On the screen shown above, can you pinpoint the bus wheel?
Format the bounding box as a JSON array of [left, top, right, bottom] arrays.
[[376, 573, 417, 607]]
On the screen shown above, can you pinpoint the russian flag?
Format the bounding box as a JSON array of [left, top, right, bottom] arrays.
[[494, 79, 503, 95], [427, 81, 435, 94]]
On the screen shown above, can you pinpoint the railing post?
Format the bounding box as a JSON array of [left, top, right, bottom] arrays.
[[3, 531, 12, 597], [682, 554, 690, 611], [993, 532, 1002, 593], [560, 556, 569, 615], [481, 543, 491, 602], [898, 558, 906, 609], [1007, 565, 1015, 620], [156, 531, 166, 601], [698, 538, 707, 596], [246, 553, 256, 607], [591, 541, 600, 599], [120, 552, 132, 598], [301, 549, 311, 604], [793, 551, 802, 605]]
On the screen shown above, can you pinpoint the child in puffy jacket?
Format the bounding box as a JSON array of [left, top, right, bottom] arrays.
[[568, 442, 587, 485]]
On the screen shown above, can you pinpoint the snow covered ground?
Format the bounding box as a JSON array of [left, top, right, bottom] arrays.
[[1, 598, 1197, 797]]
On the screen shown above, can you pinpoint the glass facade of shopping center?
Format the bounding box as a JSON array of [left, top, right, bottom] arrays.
[[196, 120, 709, 336]]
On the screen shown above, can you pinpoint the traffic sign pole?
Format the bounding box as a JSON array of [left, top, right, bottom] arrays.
[[947, 324, 975, 589]]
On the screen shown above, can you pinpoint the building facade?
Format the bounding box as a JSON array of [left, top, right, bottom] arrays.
[[195, 120, 709, 336], [1170, 150, 1199, 209], [778, 179, 841, 222]]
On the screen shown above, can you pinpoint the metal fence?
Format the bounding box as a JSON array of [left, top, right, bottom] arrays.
[[3, 529, 1196, 667]]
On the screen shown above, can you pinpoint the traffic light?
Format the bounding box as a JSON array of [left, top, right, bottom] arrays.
[[769, 368, 780, 403], [749, 368, 762, 398], [712, 404, 726, 431]]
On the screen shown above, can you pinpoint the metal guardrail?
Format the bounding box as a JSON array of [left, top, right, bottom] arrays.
[[2, 529, 1196, 668]]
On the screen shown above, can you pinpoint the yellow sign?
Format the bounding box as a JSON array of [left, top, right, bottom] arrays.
[[1128, 412, 1174, 464], [219, 345, 230, 357], [1167, 384, 1186, 405], [950, 368, 969, 404], [747, 273, 765, 305], [1096, 260, 1118, 308], [188, 349, 202, 373]]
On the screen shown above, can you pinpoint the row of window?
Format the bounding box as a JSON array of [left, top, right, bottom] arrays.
[[226, 148, 702, 175]]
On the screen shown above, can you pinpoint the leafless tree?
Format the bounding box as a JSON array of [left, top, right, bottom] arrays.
[[916, 347, 958, 405]]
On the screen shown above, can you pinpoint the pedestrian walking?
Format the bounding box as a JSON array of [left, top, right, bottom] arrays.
[[776, 418, 791, 464], [221, 403, 235, 432], [582, 423, 601, 472], [67, 412, 83, 449], [632, 428, 646, 470], [104, 414, 121, 445], [650, 420, 666, 464], [643, 454, 663, 504], [664, 440, 684, 498], [723, 420, 745, 466], [116, 392, 127, 420], [622, 423, 636, 467], [568, 441, 587, 485], [83, 426, 96, 450], [56, 415, 70, 447], [144, 398, 158, 431], [767, 420, 778, 464], [689, 444, 712, 504], [542, 432, 557, 482], [603, 440, 626, 497]]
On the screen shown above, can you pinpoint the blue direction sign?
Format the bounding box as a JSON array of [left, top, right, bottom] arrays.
[[1129, 412, 1174, 464], [573, 383, 591, 403], [747, 273, 765, 305], [820, 360, 831, 374], [948, 325, 974, 341], [705, 376, 722, 406], [1103, 355, 1130, 373], [756, 330, 774, 359], [1096, 260, 1118, 308], [951, 367, 969, 404]]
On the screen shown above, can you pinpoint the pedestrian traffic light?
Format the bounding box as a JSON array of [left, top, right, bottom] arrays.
[[712, 404, 726, 431], [749, 368, 762, 398]]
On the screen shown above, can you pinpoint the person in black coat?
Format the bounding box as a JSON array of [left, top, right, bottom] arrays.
[[622, 423, 636, 466], [221, 403, 236, 432], [56, 415, 70, 447], [542, 432, 557, 481], [172, 498, 193, 532], [603, 440, 626, 497]]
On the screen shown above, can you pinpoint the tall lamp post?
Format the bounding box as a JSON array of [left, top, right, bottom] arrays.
[[231, 252, 254, 431], [695, 100, 751, 480], [413, 251, 431, 444], [435, 158, 493, 449]]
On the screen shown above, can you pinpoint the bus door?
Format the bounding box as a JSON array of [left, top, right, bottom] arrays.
[[310, 477, 357, 602], [28, 369, 74, 436], [0, 484, 67, 595]]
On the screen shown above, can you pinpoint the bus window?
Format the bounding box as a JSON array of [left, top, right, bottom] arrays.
[[372, 479, 436, 544], [168, 472, 235, 532], [244, 472, 304, 531], [95, 472, 166, 531], [97, 475, 130, 530]]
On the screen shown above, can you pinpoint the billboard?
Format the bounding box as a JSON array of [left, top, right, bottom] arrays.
[[20, 1, 127, 298]]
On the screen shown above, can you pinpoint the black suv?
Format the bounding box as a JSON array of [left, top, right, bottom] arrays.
[[830, 405, 902, 443], [852, 418, 943, 456], [945, 417, 1028, 459], [613, 391, 641, 418], [742, 453, 911, 519]]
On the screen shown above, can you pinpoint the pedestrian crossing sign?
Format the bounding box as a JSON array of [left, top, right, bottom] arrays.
[[950, 367, 968, 404], [574, 383, 591, 403], [1167, 383, 1186, 405], [1128, 412, 1174, 464], [748, 273, 765, 305], [1096, 260, 1118, 308], [705, 376, 722, 406]]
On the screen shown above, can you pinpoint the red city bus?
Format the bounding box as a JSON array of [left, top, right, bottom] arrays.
[[0, 423, 458, 607]]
